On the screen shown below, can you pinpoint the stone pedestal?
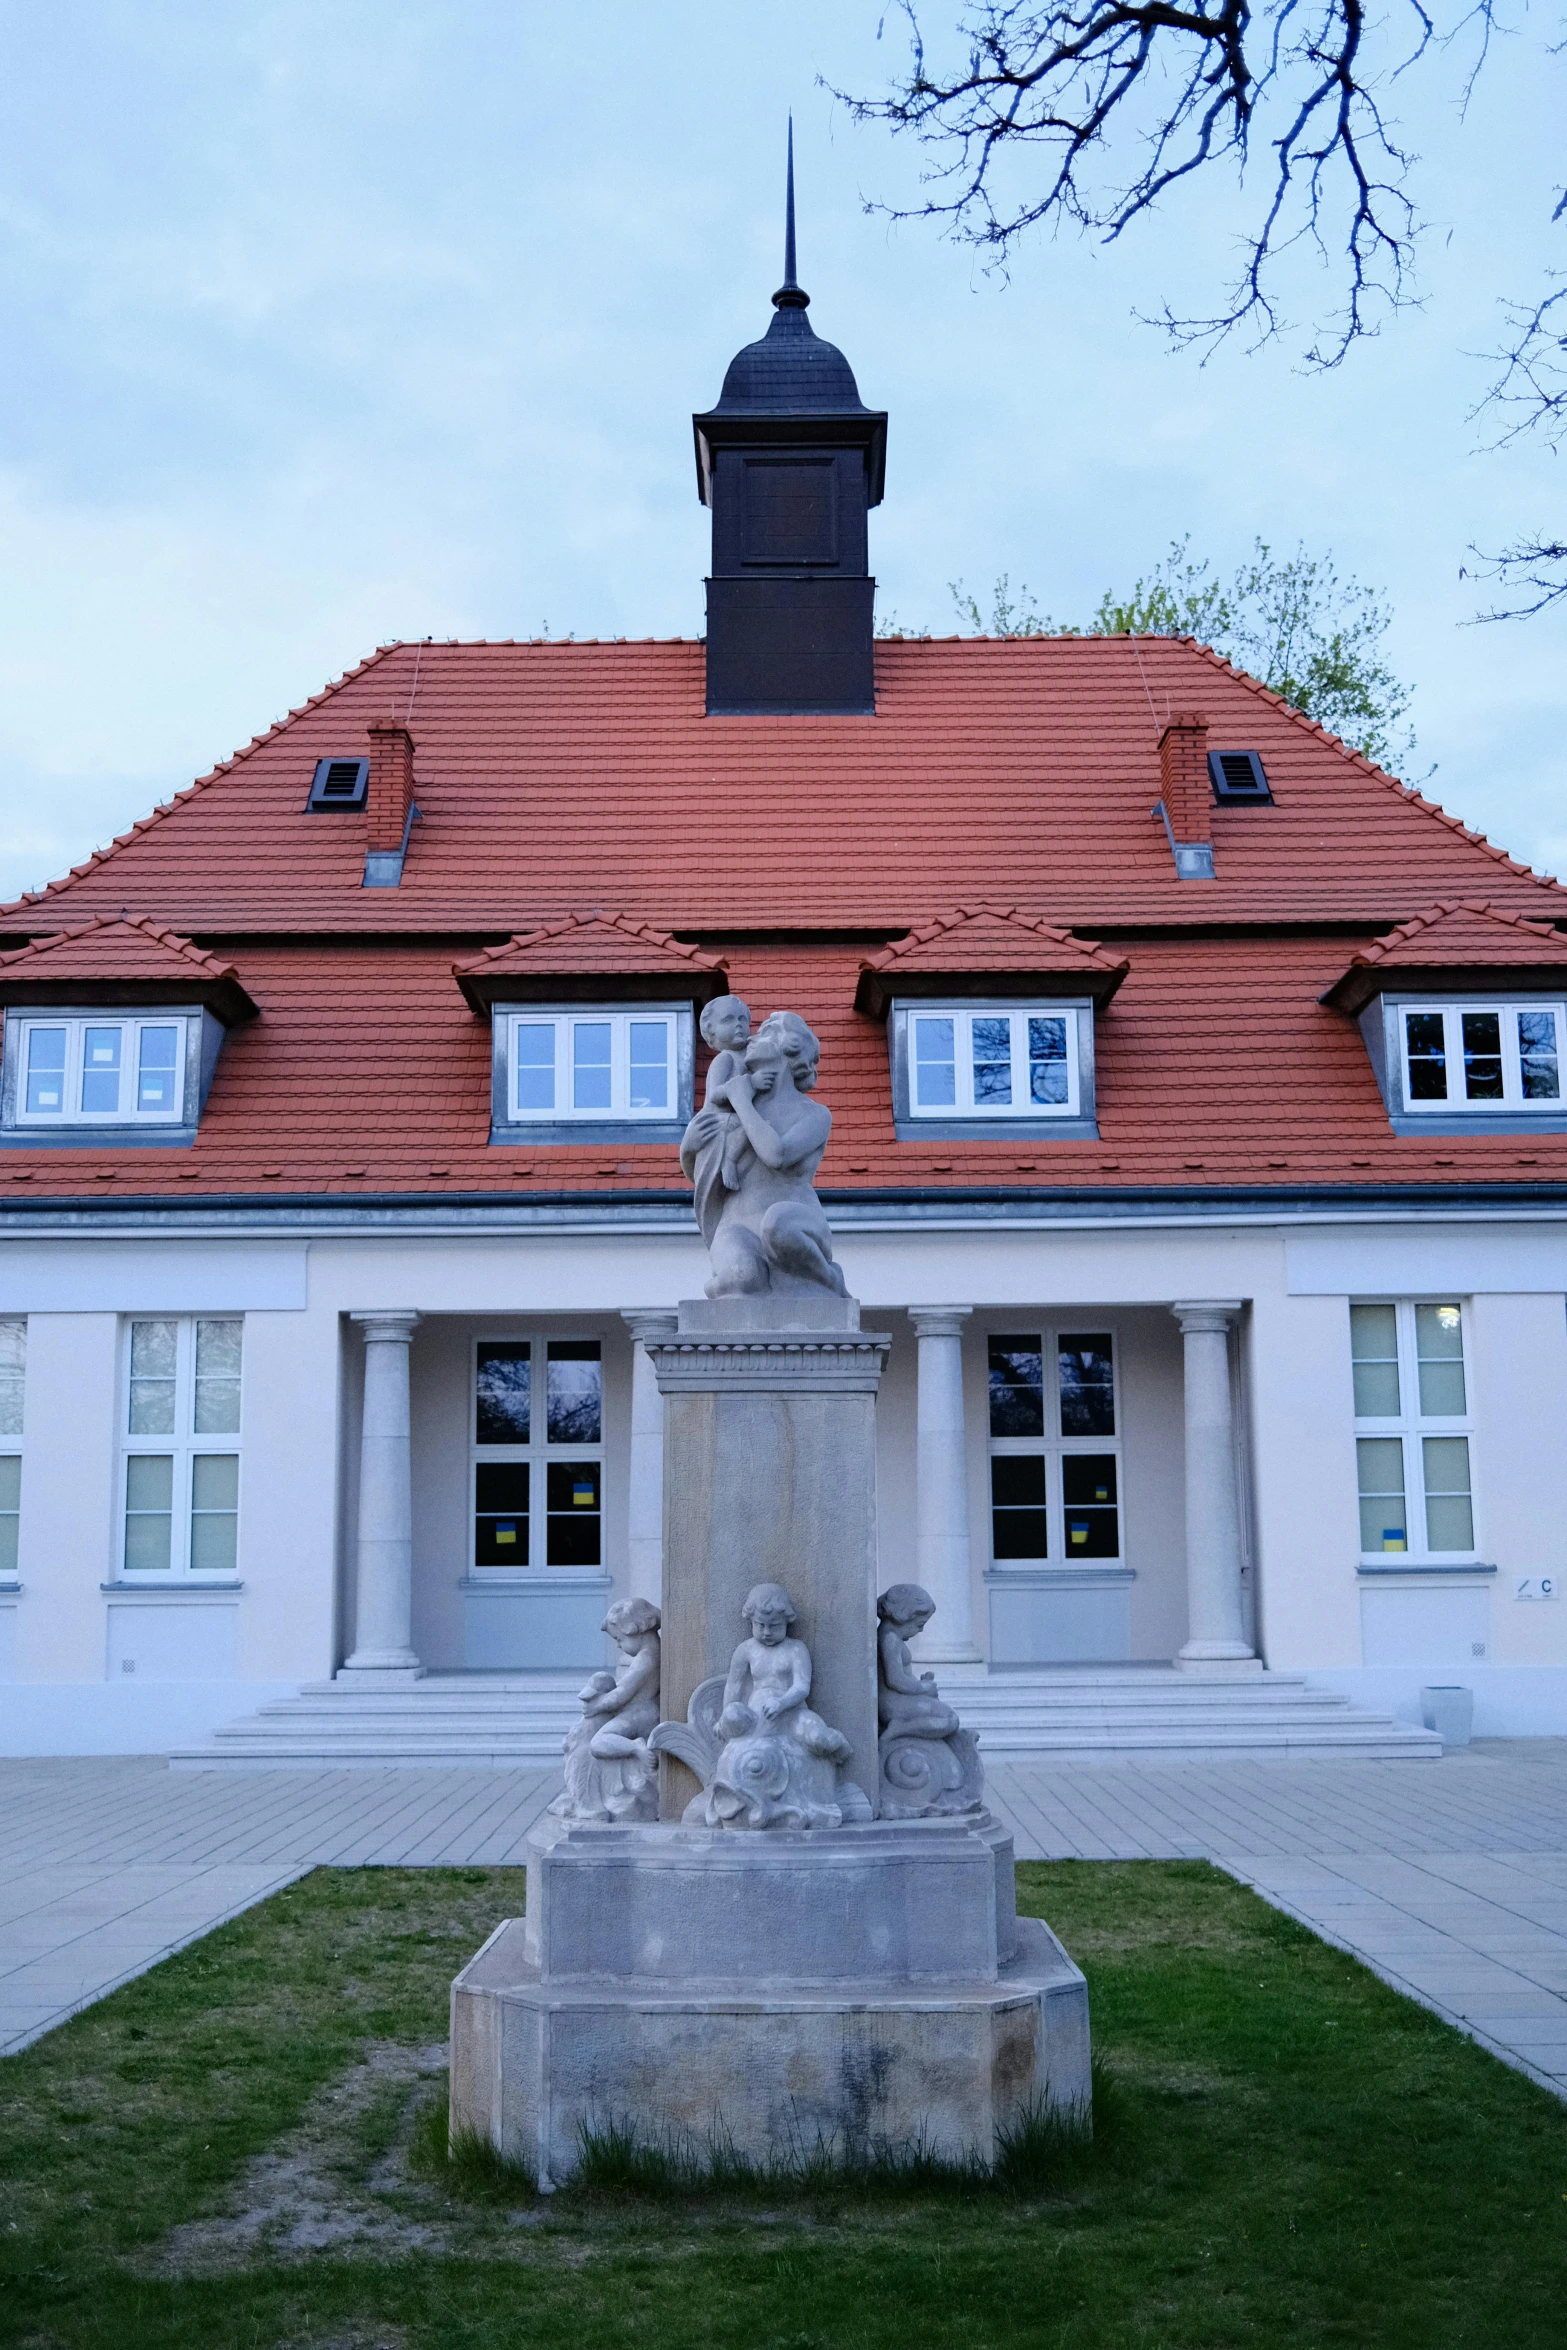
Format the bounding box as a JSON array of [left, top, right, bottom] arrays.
[[450, 1277, 1093, 2187], [647, 1296, 891, 1817], [450, 1810, 1090, 2186]]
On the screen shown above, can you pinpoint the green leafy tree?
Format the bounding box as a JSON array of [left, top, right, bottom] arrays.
[[940, 538, 1416, 772]]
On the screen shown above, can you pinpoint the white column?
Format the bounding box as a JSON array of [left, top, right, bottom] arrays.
[[908, 1307, 981, 1665], [622, 1310, 677, 1610], [1171, 1301, 1258, 1674], [338, 1311, 424, 1682]]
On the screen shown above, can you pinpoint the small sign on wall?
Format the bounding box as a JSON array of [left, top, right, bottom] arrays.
[[1515, 1575, 1560, 1601]]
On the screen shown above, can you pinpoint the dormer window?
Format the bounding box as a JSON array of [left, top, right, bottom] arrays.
[[8, 1013, 193, 1129], [488, 1002, 694, 1144], [909, 1008, 1077, 1117], [511, 1012, 677, 1121], [1398, 1000, 1562, 1113], [888, 998, 1098, 1139]]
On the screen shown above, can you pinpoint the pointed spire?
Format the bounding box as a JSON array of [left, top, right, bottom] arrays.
[[772, 116, 809, 310]]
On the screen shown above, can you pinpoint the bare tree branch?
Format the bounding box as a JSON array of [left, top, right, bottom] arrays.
[[1466, 537, 1567, 621], [1465, 279, 1567, 620], [1476, 279, 1567, 453], [832, 0, 1437, 359]]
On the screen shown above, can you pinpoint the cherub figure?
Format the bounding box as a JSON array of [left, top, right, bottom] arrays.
[[875, 1583, 984, 1820], [876, 1584, 963, 1741], [687, 994, 752, 1249], [549, 1596, 662, 1824], [668, 1582, 855, 1830], [716, 1582, 850, 1761]]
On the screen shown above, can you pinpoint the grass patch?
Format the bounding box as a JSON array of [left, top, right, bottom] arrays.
[[551, 2064, 1107, 2202], [2, 1858, 1566, 2346]]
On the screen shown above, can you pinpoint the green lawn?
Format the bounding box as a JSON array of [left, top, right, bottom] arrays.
[[2, 1858, 1565, 2348]]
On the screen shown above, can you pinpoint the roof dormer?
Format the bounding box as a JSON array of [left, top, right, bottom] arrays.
[[454, 914, 728, 1148], [0, 915, 256, 1146], [1324, 901, 1567, 1134], [858, 908, 1128, 1142]]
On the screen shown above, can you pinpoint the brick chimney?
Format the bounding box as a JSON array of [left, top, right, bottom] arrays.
[[366, 717, 414, 853], [1156, 712, 1214, 880]]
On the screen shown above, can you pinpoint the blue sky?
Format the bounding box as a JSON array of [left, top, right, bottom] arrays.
[[0, 0, 1562, 903]]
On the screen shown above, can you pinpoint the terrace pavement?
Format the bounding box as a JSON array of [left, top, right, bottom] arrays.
[[4, 1743, 1567, 2100]]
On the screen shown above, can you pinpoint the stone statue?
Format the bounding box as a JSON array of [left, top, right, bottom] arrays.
[[876, 1584, 985, 1821], [650, 1583, 869, 1831], [688, 993, 755, 1248], [548, 1597, 662, 1824], [680, 1008, 849, 1300]]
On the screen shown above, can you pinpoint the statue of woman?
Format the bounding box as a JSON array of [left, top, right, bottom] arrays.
[[679, 1010, 848, 1299]]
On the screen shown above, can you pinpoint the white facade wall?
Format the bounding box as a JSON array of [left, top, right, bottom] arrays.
[[2, 1210, 1565, 1750]]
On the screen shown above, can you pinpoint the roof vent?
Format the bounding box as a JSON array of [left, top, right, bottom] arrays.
[[308, 756, 369, 810], [1209, 749, 1271, 803]]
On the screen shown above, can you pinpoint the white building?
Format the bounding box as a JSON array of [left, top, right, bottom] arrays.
[[3, 244, 1565, 1763]]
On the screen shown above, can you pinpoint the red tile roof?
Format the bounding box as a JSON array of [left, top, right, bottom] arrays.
[[856, 907, 1128, 1015], [1322, 901, 1567, 1013], [3, 636, 1559, 935], [0, 637, 1563, 1201], [0, 913, 256, 1022], [453, 913, 726, 1014]]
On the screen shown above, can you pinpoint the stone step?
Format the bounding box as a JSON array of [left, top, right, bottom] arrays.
[[976, 1692, 1352, 1710], [171, 1663, 1442, 1768], [980, 1725, 1440, 1762]]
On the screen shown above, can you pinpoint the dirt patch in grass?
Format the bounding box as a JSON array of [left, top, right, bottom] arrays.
[[148, 2041, 452, 2274]]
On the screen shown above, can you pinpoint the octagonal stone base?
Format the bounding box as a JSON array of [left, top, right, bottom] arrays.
[[449, 1813, 1090, 2187]]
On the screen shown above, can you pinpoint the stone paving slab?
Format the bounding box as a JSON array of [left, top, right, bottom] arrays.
[[4, 1745, 1567, 2096]]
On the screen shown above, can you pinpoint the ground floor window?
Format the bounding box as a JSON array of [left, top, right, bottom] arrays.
[[987, 1328, 1120, 1564], [120, 1316, 242, 1577], [1350, 1300, 1476, 1559], [471, 1336, 603, 1570]]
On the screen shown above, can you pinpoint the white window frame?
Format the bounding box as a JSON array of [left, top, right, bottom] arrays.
[[905, 1005, 1082, 1121], [469, 1334, 606, 1577], [986, 1325, 1122, 1569], [118, 1316, 243, 1583], [12, 1013, 191, 1128], [1351, 1299, 1479, 1565], [1396, 999, 1566, 1116], [0, 1315, 24, 1584], [496, 1005, 692, 1131]]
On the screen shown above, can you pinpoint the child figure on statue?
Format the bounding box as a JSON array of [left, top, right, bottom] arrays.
[[698, 993, 753, 1194], [549, 1596, 662, 1824], [717, 1581, 851, 1763]]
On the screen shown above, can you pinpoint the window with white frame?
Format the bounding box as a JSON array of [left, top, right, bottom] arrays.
[[987, 1330, 1120, 1565], [0, 1316, 24, 1578], [907, 1006, 1081, 1119], [13, 1014, 189, 1126], [1397, 1001, 1563, 1113], [120, 1317, 242, 1577], [1351, 1302, 1476, 1560], [507, 1012, 680, 1124], [470, 1337, 603, 1571]]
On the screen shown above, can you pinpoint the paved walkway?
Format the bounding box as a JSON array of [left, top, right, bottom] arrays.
[[985, 1743, 1567, 2098], [4, 1745, 1567, 2100]]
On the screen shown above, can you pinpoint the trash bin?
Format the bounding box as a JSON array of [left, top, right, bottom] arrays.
[[1420, 1684, 1474, 1747]]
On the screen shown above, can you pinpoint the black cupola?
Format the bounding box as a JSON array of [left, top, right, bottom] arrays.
[[694, 128, 887, 717]]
